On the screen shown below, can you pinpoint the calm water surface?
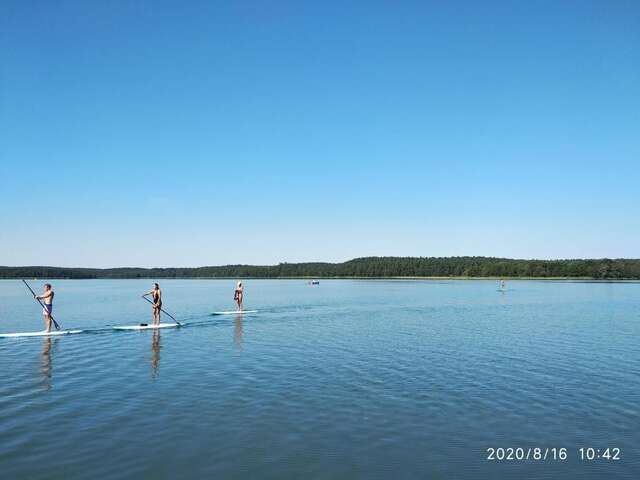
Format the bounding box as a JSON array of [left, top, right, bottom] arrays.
[[0, 279, 638, 479]]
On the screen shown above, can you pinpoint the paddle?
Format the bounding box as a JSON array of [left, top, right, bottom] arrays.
[[141, 296, 181, 326], [22, 280, 61, 331]]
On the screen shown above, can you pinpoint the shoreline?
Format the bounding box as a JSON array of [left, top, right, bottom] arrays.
[[3, 257, 638, 281], [1, 276, 639, 282]]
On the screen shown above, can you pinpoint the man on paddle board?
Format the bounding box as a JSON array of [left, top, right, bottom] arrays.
[[34, 284, 54, 332], [142, 283, 162, 325], [234, 281, 244, 312]]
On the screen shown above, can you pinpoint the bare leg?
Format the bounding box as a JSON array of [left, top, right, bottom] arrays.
[[157, 307, 161, 325], [44, 314, 52, 333]]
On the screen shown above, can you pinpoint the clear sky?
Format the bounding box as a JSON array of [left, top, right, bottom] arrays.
[[1, 1, 638, 267]]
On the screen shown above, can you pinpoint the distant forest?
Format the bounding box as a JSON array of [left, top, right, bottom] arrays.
[[1, 257, 639, 279]]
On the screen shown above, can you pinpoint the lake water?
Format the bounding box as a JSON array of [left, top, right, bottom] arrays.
[[0, 279, 638, 479]]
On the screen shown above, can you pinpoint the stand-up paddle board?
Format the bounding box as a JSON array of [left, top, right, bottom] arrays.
[[211, 310, 258, 315], [0, 329, 83, 338], [113, 323, 180, 331]]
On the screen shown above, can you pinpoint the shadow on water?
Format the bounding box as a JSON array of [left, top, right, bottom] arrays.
[[234, 314, 243, 351], [40, 337, 59, 391], [151, 330, 161, 379]]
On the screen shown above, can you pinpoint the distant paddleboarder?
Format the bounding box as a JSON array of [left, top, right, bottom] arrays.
[[142, 283, 162, 325], [234, 281, 244, 312], [500, 279, 506, 291], [34, 284, 54, 332]]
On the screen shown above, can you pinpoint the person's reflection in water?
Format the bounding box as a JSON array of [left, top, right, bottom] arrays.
[[40, 337, 58, 391], [234, 314, 243, 351], [151, 329, 161, 379]]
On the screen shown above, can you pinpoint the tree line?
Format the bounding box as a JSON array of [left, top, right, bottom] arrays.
[[1, 257, 639, 279]]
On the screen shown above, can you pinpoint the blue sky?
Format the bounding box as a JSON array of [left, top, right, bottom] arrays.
[[1, 1, 638, 267]]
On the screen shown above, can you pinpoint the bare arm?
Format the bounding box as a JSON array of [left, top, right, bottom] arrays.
[[36, 291, 53, 300]]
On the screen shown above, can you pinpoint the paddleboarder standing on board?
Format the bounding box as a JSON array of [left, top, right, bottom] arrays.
[[234, 281, 244, 312], [34, 284, 54, 332], [142, 283, 162, 325]]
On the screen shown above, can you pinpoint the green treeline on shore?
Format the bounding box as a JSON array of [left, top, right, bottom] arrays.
[[1, 257, 639, 279]]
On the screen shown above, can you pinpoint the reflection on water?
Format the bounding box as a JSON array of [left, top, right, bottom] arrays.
[[234, 315, 243, 351], [151, 330, 161, 379], [40, 337, 58, 391], [1, 279, 638, 480]]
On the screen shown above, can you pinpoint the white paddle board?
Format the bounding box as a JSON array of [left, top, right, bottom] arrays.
[[0, 329, 83, 338], [113, 323, 180, 331], [211, 310, 258, 315]]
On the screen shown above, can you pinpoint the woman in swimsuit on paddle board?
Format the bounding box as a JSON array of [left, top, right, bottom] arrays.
[[143, 283, 162, 325], [234, 282, 244, 312]]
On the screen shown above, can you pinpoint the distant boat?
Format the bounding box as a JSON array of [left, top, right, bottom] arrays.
[[309, 280, 320, 285]]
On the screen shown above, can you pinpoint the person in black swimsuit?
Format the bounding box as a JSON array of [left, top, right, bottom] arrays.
[[142, 283, 162, 325]]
